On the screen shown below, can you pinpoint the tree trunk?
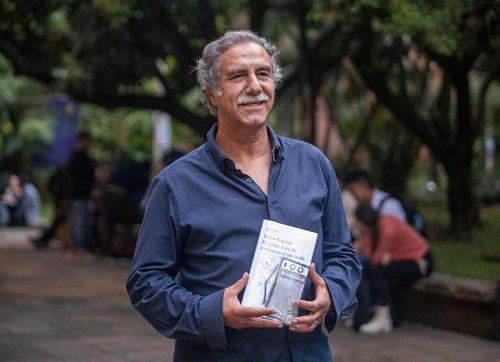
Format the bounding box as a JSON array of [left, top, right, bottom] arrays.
[[378, 130, 418, 200], [441, 155, 481, 238], [439, 65, 482, 237]]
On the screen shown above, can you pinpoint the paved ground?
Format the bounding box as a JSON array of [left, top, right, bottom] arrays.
[[1, 227, 499, 361]]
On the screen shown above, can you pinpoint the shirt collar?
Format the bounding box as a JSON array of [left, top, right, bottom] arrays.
[[207, 123, 285, 173]]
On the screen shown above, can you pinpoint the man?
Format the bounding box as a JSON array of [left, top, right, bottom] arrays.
[[32, 165, 70, 248], [126, 30, 361, 361], [343, 168, 407, 222], [66, 130, 95, 255]]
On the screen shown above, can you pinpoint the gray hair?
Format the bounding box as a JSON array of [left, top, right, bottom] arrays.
[[195, 30, 283, 116]]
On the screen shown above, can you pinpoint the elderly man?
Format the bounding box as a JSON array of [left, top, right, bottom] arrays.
[[126, 30, 361, 361]]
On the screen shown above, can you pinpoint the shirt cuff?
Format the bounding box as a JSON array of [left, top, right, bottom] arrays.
[[324, 281, 343, 332], [198, 289, 227, 349]]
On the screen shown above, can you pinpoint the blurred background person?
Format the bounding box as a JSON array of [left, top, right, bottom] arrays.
[[66, 130, 95, 256], [18, 173, 42, 227], [343, 168, 407, 222], [1, 173, 41, 227], [1, 173, 23, 226], [1, 174, 24, 226], [87, 160, 113, 255], [353, 202, 434, 334], [98, 153, 149, 259], [343, 167, 409, 330], [31, 165, 70, 249]]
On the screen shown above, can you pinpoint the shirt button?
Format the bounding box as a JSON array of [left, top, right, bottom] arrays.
[[246, 178, 252, 183]]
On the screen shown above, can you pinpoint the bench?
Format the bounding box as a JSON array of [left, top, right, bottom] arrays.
[[400, 272, 500, 341]]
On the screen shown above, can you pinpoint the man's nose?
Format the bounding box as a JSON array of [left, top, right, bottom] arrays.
[[246, 74, 263, 94]]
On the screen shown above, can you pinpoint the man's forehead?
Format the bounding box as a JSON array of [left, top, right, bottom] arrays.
[[219, 42, 271, 64]]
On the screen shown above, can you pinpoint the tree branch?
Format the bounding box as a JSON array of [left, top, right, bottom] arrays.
[[0, 40, 54, 84], [68, 91, 214, 137]]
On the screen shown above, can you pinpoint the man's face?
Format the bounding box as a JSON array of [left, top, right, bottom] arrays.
[[347, 181, 372, 203], [208, 42, 275, 129]]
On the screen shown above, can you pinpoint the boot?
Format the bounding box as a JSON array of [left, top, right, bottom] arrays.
[[359, 305, 393, 334]]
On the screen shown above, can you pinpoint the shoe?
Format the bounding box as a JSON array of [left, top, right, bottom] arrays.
[[359, 305, 393, 334]]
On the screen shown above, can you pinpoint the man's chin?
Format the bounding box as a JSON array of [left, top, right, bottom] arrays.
[[245, 114, 269, 125]]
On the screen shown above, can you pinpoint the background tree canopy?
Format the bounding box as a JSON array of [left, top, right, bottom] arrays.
[[1, 0, 499, 235]]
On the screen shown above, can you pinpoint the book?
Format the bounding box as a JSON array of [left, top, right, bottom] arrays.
[[241, 219, 318, 325]]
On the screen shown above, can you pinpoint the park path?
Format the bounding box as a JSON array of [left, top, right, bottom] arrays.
[[1, 227, 499, 361]]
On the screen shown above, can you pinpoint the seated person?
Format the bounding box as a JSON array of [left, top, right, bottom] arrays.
[[353, 202, 433, 334], [343, 168, 407, 222], [1, 174, 23, 225], [19, 175, 42, 226], [1, 173, 41, 226]]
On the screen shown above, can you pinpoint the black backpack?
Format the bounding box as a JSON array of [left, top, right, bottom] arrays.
[[378, 196, 427, 237]]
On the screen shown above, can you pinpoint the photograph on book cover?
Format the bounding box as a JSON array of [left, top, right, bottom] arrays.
[[242, 220, 317, 325], [264, 257, 310, 324]]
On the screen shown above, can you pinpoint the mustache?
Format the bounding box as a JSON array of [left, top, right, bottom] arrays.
[[237, 92, 270, 105]]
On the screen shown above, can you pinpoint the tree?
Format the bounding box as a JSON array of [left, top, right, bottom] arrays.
[[0, 53, 54, 173], [0, 1, 349, 140], [338, 0, 500, 235], [2, 0, 499, 235], [0, 0, 236, 137]]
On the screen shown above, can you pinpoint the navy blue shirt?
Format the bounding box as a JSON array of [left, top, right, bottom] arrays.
[[126, 124, 361, 361]]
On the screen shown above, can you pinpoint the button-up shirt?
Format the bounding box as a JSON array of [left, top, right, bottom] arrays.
[[126, 123, 361, 361]]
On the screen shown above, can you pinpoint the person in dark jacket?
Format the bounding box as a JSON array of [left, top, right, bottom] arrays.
[[32, 165, 70, 249], [66, 130, 95, 255]]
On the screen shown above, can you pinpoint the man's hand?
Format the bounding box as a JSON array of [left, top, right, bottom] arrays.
[[289, 263, 332, 333], [223, 273, 283, 329]]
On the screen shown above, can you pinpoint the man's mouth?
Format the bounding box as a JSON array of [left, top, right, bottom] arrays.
[[240, 101, 265, 106]]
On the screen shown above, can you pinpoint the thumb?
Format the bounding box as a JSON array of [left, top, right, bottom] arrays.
[[229, 272, 249, 295], [308, 263, 317, 278], [308, 263, 323, 285]]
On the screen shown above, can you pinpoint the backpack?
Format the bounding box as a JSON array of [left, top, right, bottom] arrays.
[[378, 196, 427, 237]]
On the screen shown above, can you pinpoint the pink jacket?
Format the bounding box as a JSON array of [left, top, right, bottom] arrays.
[[362, 215, 430, 266]]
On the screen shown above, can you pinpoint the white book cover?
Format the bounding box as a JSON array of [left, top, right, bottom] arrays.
[[242, 219, 318, 325]]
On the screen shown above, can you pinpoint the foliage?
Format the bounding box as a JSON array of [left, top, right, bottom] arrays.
[[78, 104, 202, 164], [1, 0, 500, 235], [336, 0, 500, 234], [0, 54, 54, 170], [0, 53, 201, 189], [425, 203, 500, 281], [79, 105, 153, 163]]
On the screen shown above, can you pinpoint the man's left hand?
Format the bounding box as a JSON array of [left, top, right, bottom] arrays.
[[289, 263, 332, 333]]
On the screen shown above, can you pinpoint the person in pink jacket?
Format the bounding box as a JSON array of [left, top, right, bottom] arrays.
[[353, 202, 434, 334]]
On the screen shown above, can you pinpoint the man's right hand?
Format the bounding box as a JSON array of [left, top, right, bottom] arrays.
[[223, 273, 283, 329]]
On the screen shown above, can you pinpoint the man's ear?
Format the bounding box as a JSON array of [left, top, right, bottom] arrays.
[[206, 88, 220, 107]]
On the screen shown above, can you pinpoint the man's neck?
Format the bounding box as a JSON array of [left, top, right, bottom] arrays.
[[216, 124, 271, 164], [216, 124, 272, 195]]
